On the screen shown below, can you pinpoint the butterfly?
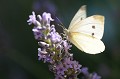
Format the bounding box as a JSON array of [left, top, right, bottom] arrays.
[[64, 5, 105, 54]]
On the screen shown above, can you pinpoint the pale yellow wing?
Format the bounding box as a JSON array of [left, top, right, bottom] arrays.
[[69, 5, 86, 29], [69, 15, 104, 39], [68, 32, 105, 54]]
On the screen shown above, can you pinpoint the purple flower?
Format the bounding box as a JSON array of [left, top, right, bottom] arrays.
[[50, 26, 62, 43], [32, 27, 44, 40], [55, 63, 67, 75], [55, 75, 64, 79], [38, 48, 53, 63], [27, 11, 101, 79], [27, 12, 37, 25], [42, 12, 54, 24], [63, 57, 73, 68]]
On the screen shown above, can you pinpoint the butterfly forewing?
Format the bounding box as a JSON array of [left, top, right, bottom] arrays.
[[69, 15, 104, 39], [69, 5, 87, 29]]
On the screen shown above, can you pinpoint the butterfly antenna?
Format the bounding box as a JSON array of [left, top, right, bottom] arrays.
[[55, 17, 67, 38], [56, 17, 66, 30]]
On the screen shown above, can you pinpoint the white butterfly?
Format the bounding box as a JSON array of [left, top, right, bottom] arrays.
[[64, 5, 105, 54]]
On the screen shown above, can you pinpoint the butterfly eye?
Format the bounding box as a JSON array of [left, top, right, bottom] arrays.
[[92, 25, 95, 29]]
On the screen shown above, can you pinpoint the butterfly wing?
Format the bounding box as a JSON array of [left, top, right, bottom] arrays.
[[67, 5, 105, 54], [68, 32, 105, 54], [69, 5, 87, 29], [69, 15, 104, 39]]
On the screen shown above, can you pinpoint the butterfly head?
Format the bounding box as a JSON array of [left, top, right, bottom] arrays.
[[64, 28, 69, 36]]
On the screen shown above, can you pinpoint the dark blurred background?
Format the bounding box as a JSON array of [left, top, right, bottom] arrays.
[[0, 0, 120, 79]]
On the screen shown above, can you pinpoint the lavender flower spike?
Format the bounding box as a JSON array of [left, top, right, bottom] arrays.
[[27, 11, 101, 79]]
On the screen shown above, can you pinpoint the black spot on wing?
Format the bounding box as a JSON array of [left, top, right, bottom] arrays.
[[92, 25, 95, 29], [92, 33, 94, 36]]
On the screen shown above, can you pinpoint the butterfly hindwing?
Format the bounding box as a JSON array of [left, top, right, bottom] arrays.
[[69, 32, 105, 54]]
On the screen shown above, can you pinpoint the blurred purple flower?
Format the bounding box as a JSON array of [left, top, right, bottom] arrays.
[[32, 0, 57, 15], [81, 67, 101, 79], [91, 73, 101, 79], [81, 67, 89, 76]]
